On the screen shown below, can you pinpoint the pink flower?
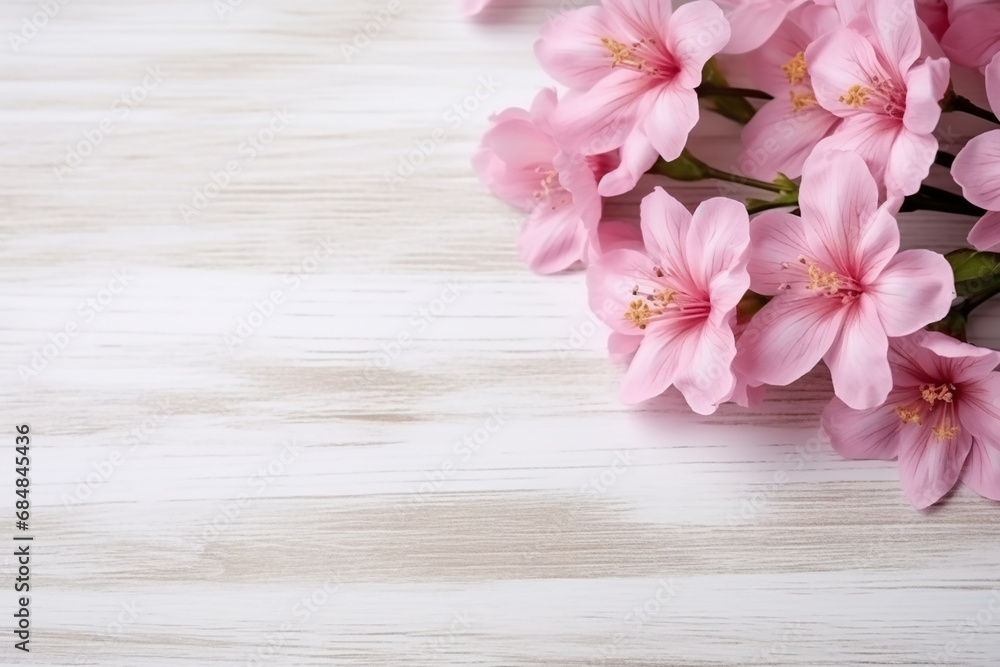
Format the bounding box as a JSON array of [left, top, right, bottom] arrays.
[[473, 89, 616, 274], [941, 0, 1000, 70], [805, 0, 951, 195], [458, 0, 491, 16], [739, 3, 842, 180], [822, 331, 1000, 509], [715, 0, 808, 55], [951, 53, 1000, 253], [535, 0, 730, 196], [735, 150, 955, 410], [586, 187, 750, 414]]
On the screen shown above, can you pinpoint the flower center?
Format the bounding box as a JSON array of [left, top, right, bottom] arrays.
[[781, 51, 808, 85], [788, 256, 862, 303], [533, 167, 570, 210], [601, 36, 670, 77], [790, 91, 817, 112], [622, 266, 705, 331], [895, 382, 960, 442], [839, 76, 906, 119], [839, 84, 871, 108]]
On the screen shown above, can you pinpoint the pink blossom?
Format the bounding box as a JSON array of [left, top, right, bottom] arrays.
[[805, 0, 951, 196], [739, 3, 842, 180], [586, 187, 750, 414], [535, 0, 730, 196], [458, 0, 491, 16], [941, 0, 1000, 70], [951, 53, 1000, 252], [822, 331, 1000, 508], [473, 89, 616, 274], [715, 0, 809, 54], [735, 151, 955, 410]]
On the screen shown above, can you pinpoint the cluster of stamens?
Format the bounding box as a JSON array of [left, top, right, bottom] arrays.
[[602, 37, 660, 75], [780, 256, 861, 302], [895, 382, 960, 442], [790, 91, 817, 111], [623, 267, 681, 330], [782, 52, 808, 85], [840, 77, 905, 118], [533, 167, 568, 210]]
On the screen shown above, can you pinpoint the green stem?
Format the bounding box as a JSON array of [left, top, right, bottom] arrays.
[[951, 95, 1000, 125], [696, 85, 774, 101]]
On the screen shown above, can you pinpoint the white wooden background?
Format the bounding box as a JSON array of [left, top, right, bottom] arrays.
[[1, 1, 999, 665]]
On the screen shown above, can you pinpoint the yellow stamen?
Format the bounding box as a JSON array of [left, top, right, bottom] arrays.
[[932, 424, 959, 441], [781, 51, 808, 85], [840, 84, 871, 108], [920, 383, 955, 407], [602, 37, 643, 71], [896, 407, 923, 425], [806, 263, 841, 295], [790, 91, 817, 112], [625, 299, 654, 330]]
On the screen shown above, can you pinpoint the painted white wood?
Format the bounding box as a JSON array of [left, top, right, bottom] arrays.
[[1, 0, 999, 665]]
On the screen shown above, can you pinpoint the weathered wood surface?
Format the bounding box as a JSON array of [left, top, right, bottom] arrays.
[[1, 0, 998, 665]]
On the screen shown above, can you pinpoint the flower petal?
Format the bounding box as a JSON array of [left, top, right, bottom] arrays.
[[963, 437, 1000, 502], [518, 203, 587, 274], [746, 210, 830, 295], [686, 197, 750, 305], [897, 422, 973, 509], [823, 295, 892, 410], [672, 319, 738, 415], [668, 0, 731, 85], [885, 126, 938, 197], [641, 84, 699, 162], [821, 395, 903, 460], [640, 186, 693, 280], [717, 0, 791, 55], [619, 320, 693, 404], [941, 3, 1000, 70], [552, 69, 648, 156], [587, 248, 656, 333], [867, 0, 922, 73], [968, 211, 1000, 253], [798, 150, 885, 274], [952, 131, 1000, 211], [735, 294, 846, 387], [807, 27, 891, 118], [868, 249, 955, 337], [598, 129, 658, 197], [739, 96, 840, 180], [902, 57, 949, 135], [535, 6, 614, 90]]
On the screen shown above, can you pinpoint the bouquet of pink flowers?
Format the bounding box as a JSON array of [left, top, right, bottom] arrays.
[[470, 0, 1000, 509]]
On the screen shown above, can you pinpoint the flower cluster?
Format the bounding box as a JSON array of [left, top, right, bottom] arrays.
[[470, 0, 1000, 509]]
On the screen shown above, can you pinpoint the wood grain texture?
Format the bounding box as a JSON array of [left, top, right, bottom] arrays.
[[1, 0, 999, 665]]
